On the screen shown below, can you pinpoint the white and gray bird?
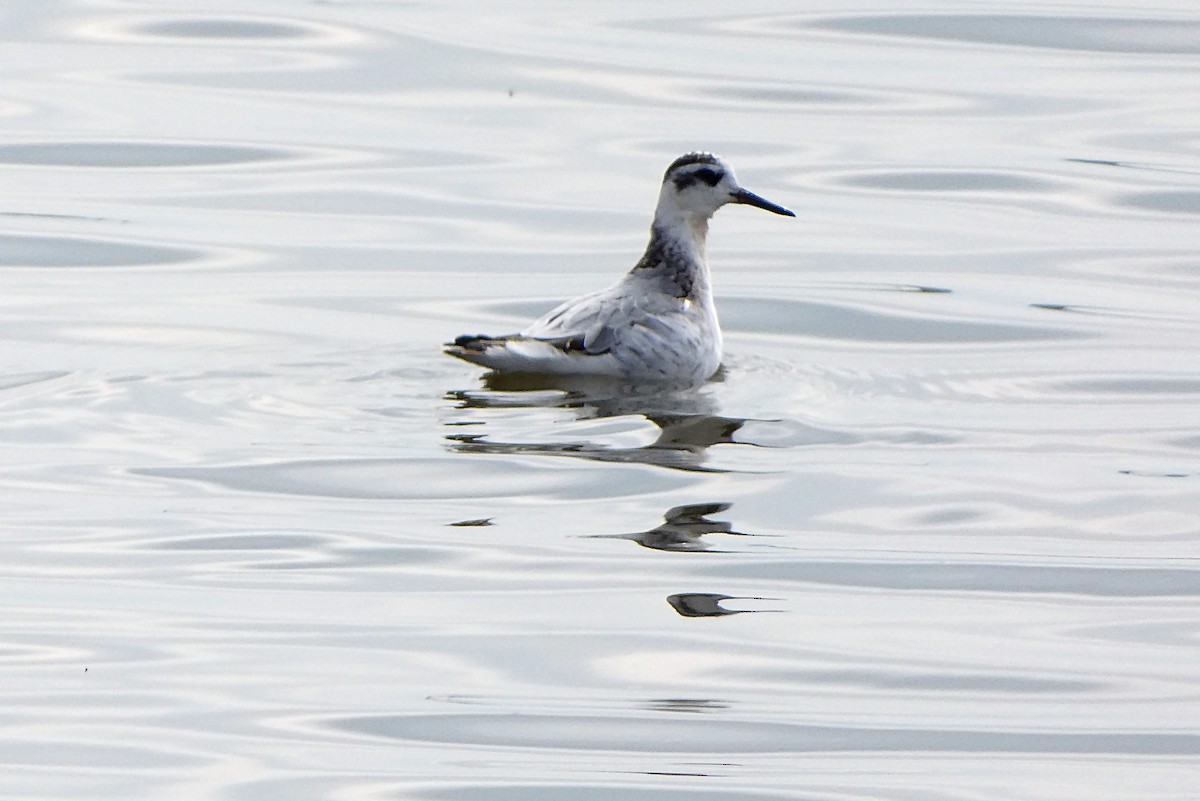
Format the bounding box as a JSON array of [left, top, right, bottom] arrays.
[[445, 153, 794, 382]]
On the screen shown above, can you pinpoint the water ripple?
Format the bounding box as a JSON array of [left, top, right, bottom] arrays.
[[700, 561, 1200, 598], [836, 170, 1057, 193], [412, 781, 796, 801], [813, 14, 1200, 55], [720, 297, 1084, 343], [1116, 191, 1200, 216], [3, 1, 1198, 797], [410, 785, 794, 801], [0, 141, 295, 169], [76, 14, 364, 47], [0, 233, 201, 268], [485, 296, 1086, 345], [134, 456, 693, 500], [328, 711, 1200, 754]]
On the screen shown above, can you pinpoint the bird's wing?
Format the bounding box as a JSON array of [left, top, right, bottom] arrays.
[[520, 287, 631, 354], [523, 286, 690, 348], [444, 288, 631, 374], [446, 284, 705, 377]]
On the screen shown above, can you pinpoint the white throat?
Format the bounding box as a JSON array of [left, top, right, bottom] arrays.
[[653, 193, 712, 263]]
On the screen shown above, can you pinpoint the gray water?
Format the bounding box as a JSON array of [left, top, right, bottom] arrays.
[[3, 1, 1199, 799]]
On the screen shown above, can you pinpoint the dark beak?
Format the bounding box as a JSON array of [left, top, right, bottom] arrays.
[[731, 188, 795, 217]]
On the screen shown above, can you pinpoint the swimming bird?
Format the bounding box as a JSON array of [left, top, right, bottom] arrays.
[[445, 153, 794, 382]]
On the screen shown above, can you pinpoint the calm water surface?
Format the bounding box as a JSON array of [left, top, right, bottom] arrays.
[[3, 1, 1199, 799]]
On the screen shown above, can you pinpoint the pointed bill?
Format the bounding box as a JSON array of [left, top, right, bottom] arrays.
[[731, 188, 795, 217]]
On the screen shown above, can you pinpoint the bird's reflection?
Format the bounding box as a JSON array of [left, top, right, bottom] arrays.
[[444, 372, 747, 472], [641, 698, 729, 713], [667, 593, 772, 617], [589, 502, 743, 552]]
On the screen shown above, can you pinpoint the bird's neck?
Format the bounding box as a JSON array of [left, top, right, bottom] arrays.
[[652, 199, 710, 257], [629, 214, 712, 300]]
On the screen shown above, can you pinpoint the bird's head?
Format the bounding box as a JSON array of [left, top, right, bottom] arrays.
[[657, 152, 795, 220]]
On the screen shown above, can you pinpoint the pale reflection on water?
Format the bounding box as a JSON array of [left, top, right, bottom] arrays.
[[592, 502, 745, 552], [2, 1, 1200, 800], [446, 373, 746, 472]]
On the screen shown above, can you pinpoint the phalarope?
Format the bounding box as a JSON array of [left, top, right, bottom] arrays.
[[445, 152, 794, 381]]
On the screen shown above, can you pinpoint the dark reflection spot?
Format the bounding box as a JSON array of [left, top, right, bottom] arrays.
[[1067, 157, 1200, 178], [0, 142, 290, 169], [668, 593, 771, 617], [839, 170, 1052, 192], [1066, 158, 1123, 168], [137, 19, 312, 40], [596, 502, 743, 552], [1119, 469, 1190, 479], [814, 15, 1200, 55], [641, 698, 730, 713], [0, 234, 199, 268], [915, 507, 983, 525], [1117, 191, 1200, 215], [1030, 304, 1176, 320]]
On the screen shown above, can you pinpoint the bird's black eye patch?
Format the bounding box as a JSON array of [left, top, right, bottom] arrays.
[[671, 166, 724, 191], [692, 167, 723, 186]]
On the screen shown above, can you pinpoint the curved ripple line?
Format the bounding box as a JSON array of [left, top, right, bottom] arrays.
[[73, 13, 367, 47], [812, 14, 1200, 55], [0, 141, 294, 169], [699, 561, 1200, 598], [132, 456, 692, 500], [0, 233, 202, 268], [327, 711, 1200, 755]]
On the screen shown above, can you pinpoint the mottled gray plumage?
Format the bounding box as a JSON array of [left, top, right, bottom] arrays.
[[446, 153, 794, 381]]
